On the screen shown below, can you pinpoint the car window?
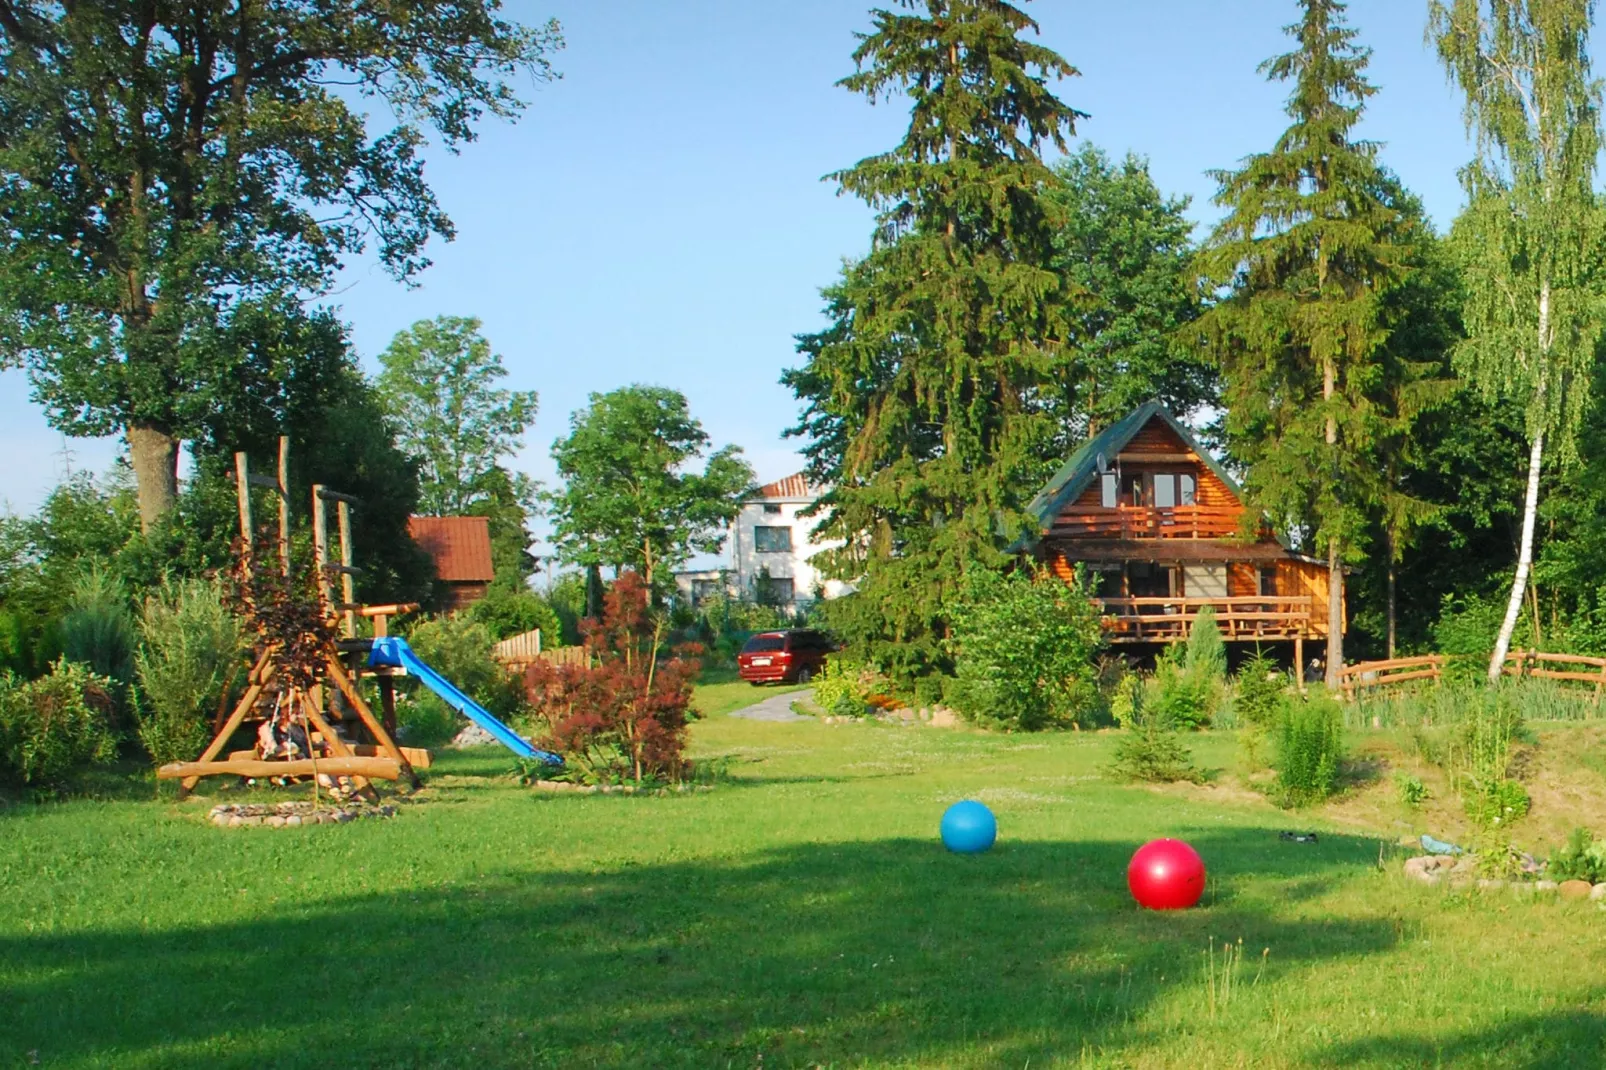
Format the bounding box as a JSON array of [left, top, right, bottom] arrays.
[[742, 635, 786, 654]]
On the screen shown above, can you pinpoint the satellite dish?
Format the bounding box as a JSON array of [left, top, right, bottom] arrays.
[[1096, 451, 1108, 475]]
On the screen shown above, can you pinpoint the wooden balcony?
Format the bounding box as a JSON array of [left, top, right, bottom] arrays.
[[1097, 596, 1316, 642], [1052, 505, 1243, 540]]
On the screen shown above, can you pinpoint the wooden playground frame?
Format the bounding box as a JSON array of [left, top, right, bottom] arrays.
[[157, 439, 427, 793]]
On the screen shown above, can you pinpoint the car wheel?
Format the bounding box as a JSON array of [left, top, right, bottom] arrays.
[[797, 667, 815, 684]]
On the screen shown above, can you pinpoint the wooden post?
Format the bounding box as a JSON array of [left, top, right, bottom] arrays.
[[276, 436, 291, 577], [378, 674, 398, 739], [1294, 634, 1306, 695], [234, 453, 253, 546], [312, 484, 331, 617], [337, 500, 355, 639], [182, 651, 274, 791]]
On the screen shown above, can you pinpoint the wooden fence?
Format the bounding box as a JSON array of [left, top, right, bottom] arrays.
[[1337, 655, 1447, 702], [1502, 650, 1606, 706], [492, 630, 592, 670]]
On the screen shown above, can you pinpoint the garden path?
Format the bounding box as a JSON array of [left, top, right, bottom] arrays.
[[727, 689, 814, 722]]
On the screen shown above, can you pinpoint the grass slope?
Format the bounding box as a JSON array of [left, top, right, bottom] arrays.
[[1, 709, 1604, 1067]]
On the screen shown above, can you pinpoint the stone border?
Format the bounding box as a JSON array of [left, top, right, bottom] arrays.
[[530, 780, 715, 796], [1404, 855, 1606, 900], [207, 801, 398, 828]]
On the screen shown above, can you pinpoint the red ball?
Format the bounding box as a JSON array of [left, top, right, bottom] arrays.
[[1127, 838, 1206, 910]]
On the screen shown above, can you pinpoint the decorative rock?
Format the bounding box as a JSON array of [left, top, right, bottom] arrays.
[[929, 707, 958, 728], [1558, 880, 1593, 900], [1424, 856, 1457, 871], [267, 815, 286, 828], [285, 815, 302, 827], [1591, 883, 1606, 901], [228, 815, 244, 827], [1535, 880, 1559, 893], [212, 813, 230, 827], [1403, 857, 1442, 885], [1476, 879, 1507, 892]]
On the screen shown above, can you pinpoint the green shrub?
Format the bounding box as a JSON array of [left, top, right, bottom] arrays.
[[396, 693, 463, 748], [811, 657, 876, 719], [1184, 606, 1227, 681], [133, 578, 244, 765], [405, 614, 521, 715], [0, 659, 118, 791], [1394, 773, 1429, 808], [58, 566, 135, 686], [468, 585, 564, 645], [1147, 648, 1215, 731], [1449, 688, 1529, 828], [1231, 653, 1289, 768], [1547, 827, 1606, 884], [946, 566, 1105, 731], [1274, 694, 1345, 806]]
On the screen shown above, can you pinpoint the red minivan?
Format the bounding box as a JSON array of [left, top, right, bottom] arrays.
[[737, 629, 833, 685]]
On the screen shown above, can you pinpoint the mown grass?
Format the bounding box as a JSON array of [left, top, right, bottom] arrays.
[[691, 665, 810, 718], [2, 703, 1604, 1067]]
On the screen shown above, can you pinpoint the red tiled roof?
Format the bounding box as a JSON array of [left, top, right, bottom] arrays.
[[754, 473, 814, 500], [408, 515, 495, 583]]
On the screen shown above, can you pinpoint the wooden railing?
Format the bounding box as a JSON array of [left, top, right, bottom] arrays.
[[1503, 650, 1606, 705], [1338, 655, 1447, 701], [1052, 504, 1243, 540], [1096, 596, 1314, 642]]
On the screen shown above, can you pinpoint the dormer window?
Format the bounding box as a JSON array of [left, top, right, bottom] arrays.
[[1151, 473, 1197, 509]]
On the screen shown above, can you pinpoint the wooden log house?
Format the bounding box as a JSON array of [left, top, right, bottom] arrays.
[[1016, 402, 1341, 658]]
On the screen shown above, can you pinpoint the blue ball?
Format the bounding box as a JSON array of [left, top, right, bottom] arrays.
[[940, 800, 997, 854]]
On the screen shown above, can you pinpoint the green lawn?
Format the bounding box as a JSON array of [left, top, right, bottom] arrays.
[[2, 710, 1604, 1067], [691, 665, 810, 717]]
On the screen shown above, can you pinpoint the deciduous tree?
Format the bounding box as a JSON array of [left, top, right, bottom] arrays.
[[0, 1, 561, 529], [1430, 0, 1606, 680], [547, 386, 753, 589]]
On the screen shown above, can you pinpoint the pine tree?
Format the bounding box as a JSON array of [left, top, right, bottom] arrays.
[[1195, 0, 1417, 687], [783, 0, 1083, 681], [1430, 0, 1606, 681]]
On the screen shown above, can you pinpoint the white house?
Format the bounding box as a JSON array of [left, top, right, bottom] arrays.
[[674, 473, 849, 608]]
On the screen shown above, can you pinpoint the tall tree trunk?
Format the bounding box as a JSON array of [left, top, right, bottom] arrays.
[[128, 423, 180, 533], [1491, 280, 1552, 682], [1323, 355, 1343, 688], [1489, 428, 1544, 682], [1386, 525, 1397, 660], [1326, 540, 1344, 689]]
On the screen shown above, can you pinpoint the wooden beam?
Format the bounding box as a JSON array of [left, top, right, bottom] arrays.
[[158, 757, 401, 781], [228, 744, 430, 769], [312, 484, 331, 615], [337, 500, 355, 638], [182, 652, 274, 791], [277, 436, 291, 576], [324, 655, 420, 788], [316, 487, 361, 505]]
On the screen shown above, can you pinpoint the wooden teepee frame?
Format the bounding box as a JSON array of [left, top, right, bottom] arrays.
[[157, 438, 423, 793]]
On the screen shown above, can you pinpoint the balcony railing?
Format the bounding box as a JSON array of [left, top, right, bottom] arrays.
[[1051, 505, 1244, 540], [1096, 596, 1316, 642]]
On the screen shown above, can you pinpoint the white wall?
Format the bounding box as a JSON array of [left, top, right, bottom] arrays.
[[729, 497, 846, 605]]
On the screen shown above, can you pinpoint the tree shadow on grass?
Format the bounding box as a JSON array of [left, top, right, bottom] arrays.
[[1319, 1009, 1606, 1068], [0, 828, 1396, 1069]]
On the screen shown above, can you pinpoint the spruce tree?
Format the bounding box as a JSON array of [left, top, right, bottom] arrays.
[[784, 0, 1083, 681], [1195, 0, 1416, 687], [1430, 0, 1606, 681]]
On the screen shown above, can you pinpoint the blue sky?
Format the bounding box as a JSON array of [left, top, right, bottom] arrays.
[[0, 0, 1474, 558]]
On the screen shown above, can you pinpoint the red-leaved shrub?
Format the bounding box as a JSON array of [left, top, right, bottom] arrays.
[[523, 572, 700, 785]]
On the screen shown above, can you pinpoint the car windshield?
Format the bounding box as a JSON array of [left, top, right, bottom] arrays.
[[742, 635, 787, 654]]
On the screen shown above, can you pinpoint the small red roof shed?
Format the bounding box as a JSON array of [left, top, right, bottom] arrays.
[[408, 515, 496, 609]]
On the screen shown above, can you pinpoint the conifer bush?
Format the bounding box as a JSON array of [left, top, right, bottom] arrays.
[[1107, 673, 1204, 785]]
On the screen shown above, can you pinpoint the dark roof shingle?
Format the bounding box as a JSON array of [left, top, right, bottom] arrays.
[[408, 515, 496, 583]]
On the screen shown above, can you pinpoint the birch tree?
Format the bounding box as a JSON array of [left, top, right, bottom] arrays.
[[1430, 0, 1606, 681]]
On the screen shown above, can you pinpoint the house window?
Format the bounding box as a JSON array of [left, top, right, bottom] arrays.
[[1259, 567, 1279, 596], [1153, 473, 1177, 509], [1180, 474, 1197, 506], [762, 503, 782, 515], [1183, 564, 1228, 599], [691, 578, 722, 604], [1100, 472, 1118, 508], [758, 575, 795, 604], [753, 526, 792, 553]]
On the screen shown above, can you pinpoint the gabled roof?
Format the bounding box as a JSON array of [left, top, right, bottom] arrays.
[[752, 473, 818, 501], [408, 515, 496, 583], [1017, 402, 1251, 550]]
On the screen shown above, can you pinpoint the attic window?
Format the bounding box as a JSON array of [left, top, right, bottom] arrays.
[[1180, 474, 1196, 506], [1100, 472, 1117, 508], [1153, 474, 1177, 509]]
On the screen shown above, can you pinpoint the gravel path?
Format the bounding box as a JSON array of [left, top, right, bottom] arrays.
[[727, 688, 814, 723]]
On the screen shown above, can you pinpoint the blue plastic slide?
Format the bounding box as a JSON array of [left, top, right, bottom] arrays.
[[369, 636, 561, 764]]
